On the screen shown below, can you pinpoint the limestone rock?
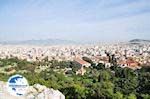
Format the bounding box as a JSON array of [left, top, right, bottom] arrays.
[[25, 84, 65, 99], [0, 81, 65, 99]]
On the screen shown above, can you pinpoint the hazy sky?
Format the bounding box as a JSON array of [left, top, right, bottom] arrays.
[[0, 0, 150, 42]]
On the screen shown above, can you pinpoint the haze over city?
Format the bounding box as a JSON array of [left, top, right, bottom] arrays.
[[0, 0, 150, 42]]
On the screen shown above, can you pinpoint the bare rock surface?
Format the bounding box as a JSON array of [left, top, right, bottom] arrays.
[[0, 81, 65, 99]]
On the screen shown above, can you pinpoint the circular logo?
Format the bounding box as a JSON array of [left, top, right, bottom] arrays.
[[7, 74, 29, 96]]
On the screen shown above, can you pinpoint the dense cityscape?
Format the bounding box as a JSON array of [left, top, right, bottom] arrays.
[[0, 42, 150, 70], [0, 41, 150, 99]]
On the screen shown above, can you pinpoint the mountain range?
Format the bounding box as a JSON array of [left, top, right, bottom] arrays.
[[0, 39, 78, 45], [0, 39, 149, 45]]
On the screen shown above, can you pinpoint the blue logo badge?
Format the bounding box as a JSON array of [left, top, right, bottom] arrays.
[[7, 74, 29, 96]]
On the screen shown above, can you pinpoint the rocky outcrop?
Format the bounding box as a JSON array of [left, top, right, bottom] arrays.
[[0, 81, 65, 99], [26, 84, 65, 99]]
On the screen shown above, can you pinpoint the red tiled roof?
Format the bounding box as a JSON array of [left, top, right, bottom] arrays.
[[74, 58, 90, 65]]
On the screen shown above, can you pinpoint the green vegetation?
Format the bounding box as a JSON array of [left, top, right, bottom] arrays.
[[0, 58, 150, 99]]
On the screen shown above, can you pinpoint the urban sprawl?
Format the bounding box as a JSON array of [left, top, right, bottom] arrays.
[[0, 43, 150, 74]]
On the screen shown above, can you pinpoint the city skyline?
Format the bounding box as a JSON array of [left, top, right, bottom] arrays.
[[0, 0, 150, 42]]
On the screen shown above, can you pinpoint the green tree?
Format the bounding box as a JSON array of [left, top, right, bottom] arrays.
[[141, 94, 150, 99], [115, 68, 138, 95], [127, 93, 137, 99], [113, 92, 124, 99], [98, 70, 111, 82], [91, 81, 114, 99], [137, 67, 150, 95], [95, 63, 105, 70]]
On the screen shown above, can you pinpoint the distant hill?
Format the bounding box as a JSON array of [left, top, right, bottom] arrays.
[[130, 39, 150, 42], [129, 39, 150, 44], [0, 39, 78, 45]]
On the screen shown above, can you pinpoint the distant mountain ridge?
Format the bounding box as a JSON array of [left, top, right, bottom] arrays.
[[1, 39, 150, 45], [0, 39, 78, 45], [129, 39, 150, 43]]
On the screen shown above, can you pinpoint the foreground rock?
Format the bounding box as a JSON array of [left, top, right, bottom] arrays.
[[0, 81, 65, 99], [26, 84, 65, 99]]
